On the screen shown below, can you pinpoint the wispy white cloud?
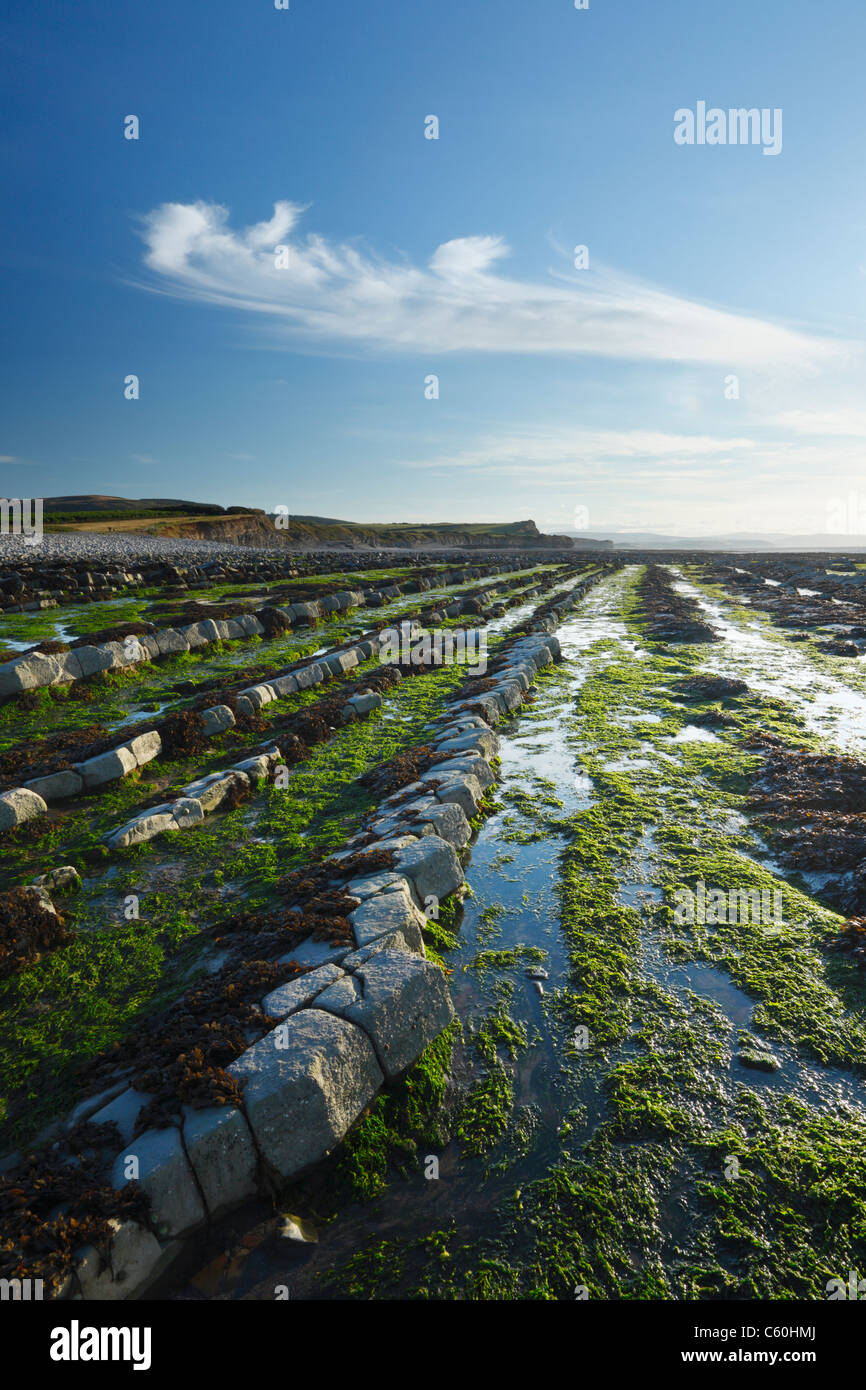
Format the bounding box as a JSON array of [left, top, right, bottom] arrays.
[[401, 426, 757, 480], [135, 200, 845, 368], [772, 408, 866, 436]]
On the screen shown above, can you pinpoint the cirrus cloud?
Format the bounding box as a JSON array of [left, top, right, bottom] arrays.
[[135, 200, 845, 368]]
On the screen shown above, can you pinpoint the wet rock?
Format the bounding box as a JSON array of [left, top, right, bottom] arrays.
[[90, 1087, 154, 1144], [155, 628, 189, 657], [737, 1049, 781, 1073], [420, 801, 472, 848], [104, 808, 177, 849], [428, 752, 495, 790], [344, 872, 408, 900], [341, 691, 383, 720], [0, 652, 62, 696], [393, 835, 464, 900], [171, 797, 205, 829], [241, 683, 275, 710], [293, 662, 324, 690], [434, 774, 484, 818], [182, 769, 249, 813], [435, 728, 500, 759], [281, 937, 352, 969], [270, 672, 299, 698]]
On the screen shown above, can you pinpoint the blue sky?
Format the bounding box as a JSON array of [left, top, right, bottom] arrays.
[[2, 0, 865, 534]]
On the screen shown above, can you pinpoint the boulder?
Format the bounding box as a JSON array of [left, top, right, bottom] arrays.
[[181, 770, 248, 813], [155, 629, 189, 657], [197, 619, 232, 643], [231, 754, 271, 782], [104, 808, 176, 849], [270, 673, 299, 698], [321, 650, 358, 677], [435, 728, 499, 759], [30, 864, 80, 893], [349, 890, 427, 951], [493, 679, 524, 713], [91, 641, 130, 671], [0, 652, 61, 697], [433, 776, 484, 817], [76, 745, 138, 789], [75, 1219, 167, 1302], [182, 1105, 258, 1217], [171, 797, 204, 829], [341, 692, 382, 720], [0, 786, 48, 831], [420, 801, 472, 847], [427, 753, 495, 790], [393, 835, 464, 901], [182, 622, 211, 650], [240, 684, 275, 710], [23, 769, 83, 802], [127, 730, 162, 766], [199, 704, 235, 737], [287, 601, 320, 625], [314, 950, 453, 1080], [228, 1011, 383, 1180], [293, 663, 324, 690]]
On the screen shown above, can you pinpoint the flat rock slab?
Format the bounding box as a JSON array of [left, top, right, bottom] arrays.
[[281, 938, 352, 969], [349, 891, 427, 951], [314, 949, 454, 1080], [435, 729, 500, 759], [229, 1010, 383, 1181], [90, 1087, 154, 1144], [344, 872, 408, 900], [261, 963, 346, 1019]]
